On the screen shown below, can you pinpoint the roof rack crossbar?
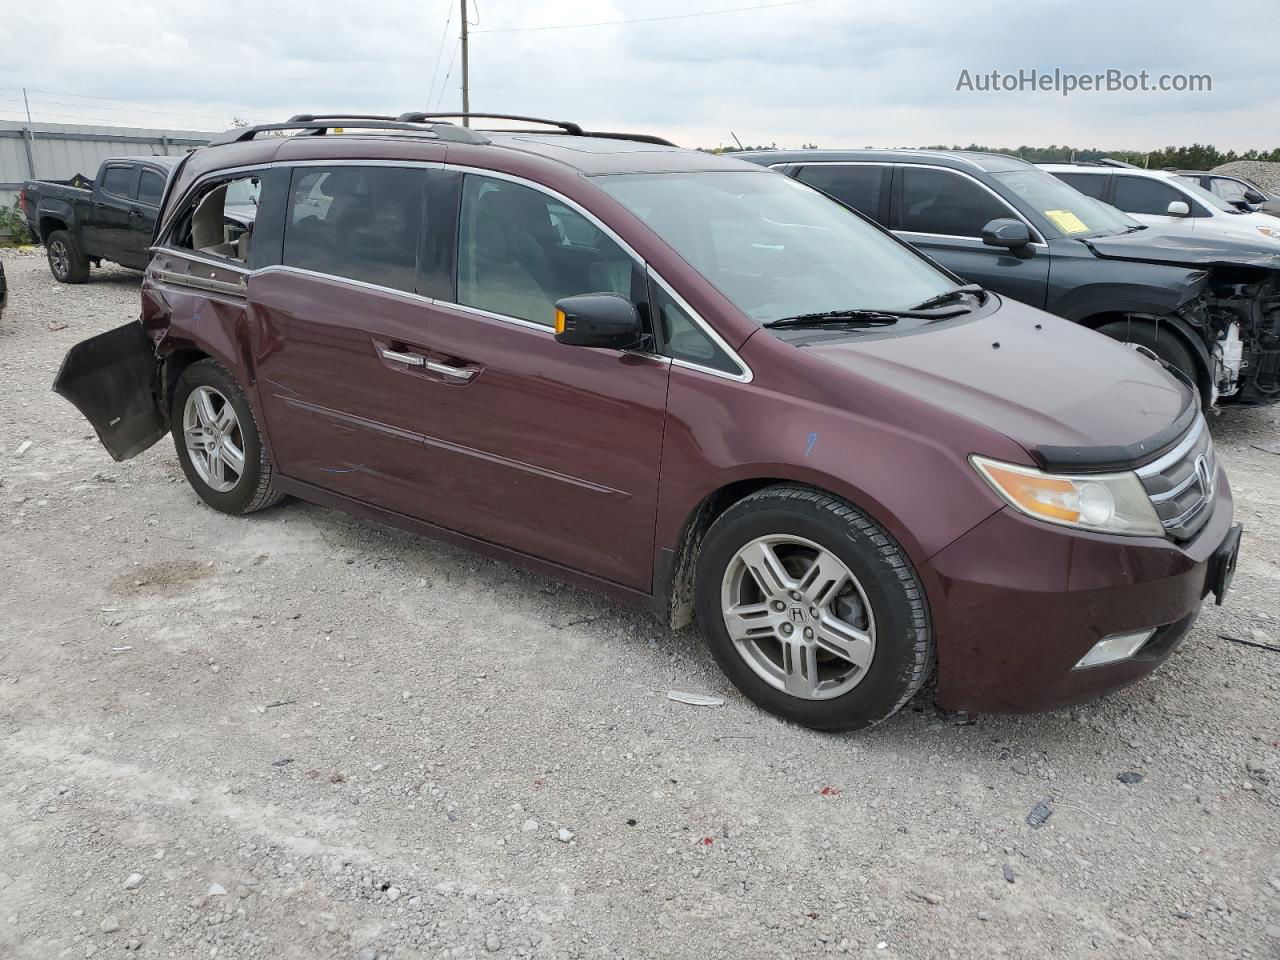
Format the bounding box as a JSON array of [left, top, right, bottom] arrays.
[[208, 118, 489, 147], [208, 113, 677, 150]]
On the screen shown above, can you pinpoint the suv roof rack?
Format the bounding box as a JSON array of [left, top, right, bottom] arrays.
[[207, 115, 491, 147], [394, 112, 676, 146], [207, 112, 677, 149]]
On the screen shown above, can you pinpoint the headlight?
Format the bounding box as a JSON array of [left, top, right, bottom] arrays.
[[971, 456, 1165, 537], [1257, 225, 1280, 242]]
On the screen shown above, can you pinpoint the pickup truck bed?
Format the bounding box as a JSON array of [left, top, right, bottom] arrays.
[[21, 156, 180, 282]]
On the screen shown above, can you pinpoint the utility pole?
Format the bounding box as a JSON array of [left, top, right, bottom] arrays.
[[460, 0, 470, 126], [21, 87, 37, 180]]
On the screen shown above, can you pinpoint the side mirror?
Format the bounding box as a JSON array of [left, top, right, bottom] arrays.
[[981, 218, 1031, 250], [1244, 189, 1266, 204], [1228, 198, 1254, 212], [554, 293, 644, 349], [1166, 200, 1191, 217]]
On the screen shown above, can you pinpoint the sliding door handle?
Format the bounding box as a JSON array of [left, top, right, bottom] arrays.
[[425, 360, 475, 381], [379, 347, 426, 366]]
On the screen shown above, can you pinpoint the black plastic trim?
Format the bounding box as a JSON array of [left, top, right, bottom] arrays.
[[1030, 394, 1200, 473]]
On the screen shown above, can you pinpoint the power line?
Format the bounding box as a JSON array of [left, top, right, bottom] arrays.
[[24, 98, 241, 123], [433, 39, 462, 111], [0, 86, 251, 120], [473, 0, 815, 33], [425, 0, 454, 109]]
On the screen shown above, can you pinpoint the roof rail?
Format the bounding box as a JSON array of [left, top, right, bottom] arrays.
[[395, 112, 677, 147], [207, 115, 490, 147], [396, 112, 584, 134], [208, 112, 677, 149]]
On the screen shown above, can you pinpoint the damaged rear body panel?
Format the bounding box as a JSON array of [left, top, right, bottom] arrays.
[[1086, 234, 1280, 404], [52, 321, 166, 461]]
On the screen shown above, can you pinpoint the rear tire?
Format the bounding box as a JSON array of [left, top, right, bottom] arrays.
[[171, 359, 284, 515], [694, 485, 932, 732], [46, 230, 90, 284], [1097, 320, 1203, 406]]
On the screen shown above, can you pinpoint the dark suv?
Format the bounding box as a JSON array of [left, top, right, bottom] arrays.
[[54, 114, 1240, 730], [742, 149, 1280, 406]]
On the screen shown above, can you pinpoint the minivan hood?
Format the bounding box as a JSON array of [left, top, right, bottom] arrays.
[[803, 301, 1195, 471], [1082, 228, 1280, 270]]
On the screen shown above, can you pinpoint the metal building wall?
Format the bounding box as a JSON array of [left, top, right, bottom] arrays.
[[0, 120, 215, 209]]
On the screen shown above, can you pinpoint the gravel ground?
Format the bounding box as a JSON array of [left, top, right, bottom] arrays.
[[1, 247, 1279, 960]]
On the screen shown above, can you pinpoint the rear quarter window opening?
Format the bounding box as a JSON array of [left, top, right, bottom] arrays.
[[169, 175, 261, 263]]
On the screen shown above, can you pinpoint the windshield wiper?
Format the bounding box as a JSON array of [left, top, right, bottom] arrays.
[[763, 309, 907, 329], [911, 283, 985, 311]]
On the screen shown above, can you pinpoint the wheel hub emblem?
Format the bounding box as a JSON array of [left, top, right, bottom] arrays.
[[789, 606, 807, 625]]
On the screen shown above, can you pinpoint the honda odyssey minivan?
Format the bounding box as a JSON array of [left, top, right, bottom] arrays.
[[54, 113, 1242, 731]]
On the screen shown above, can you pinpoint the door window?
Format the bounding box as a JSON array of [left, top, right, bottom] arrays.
[[898, 167, 1014, 238], [173, 174, 261, 263], [282, 167, 424, 292], [651, 280, 741, 375], [100, 165, 135, 199], [1112, 176, 1190, 216], [137, 169, 166, 206], [1052, 172, 1108, 200], [456, 175, 637, 327], [794, 165, 888, 221]]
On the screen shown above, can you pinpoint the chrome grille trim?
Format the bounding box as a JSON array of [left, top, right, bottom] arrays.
[[1135, 416, 1206, 479], [1135, 415, 1216, 541]]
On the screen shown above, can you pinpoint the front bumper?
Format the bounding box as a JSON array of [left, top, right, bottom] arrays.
[[926, 471, 1236, 713]]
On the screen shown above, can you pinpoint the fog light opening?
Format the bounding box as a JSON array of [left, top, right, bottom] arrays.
[[1073, 629, 1158, 670]]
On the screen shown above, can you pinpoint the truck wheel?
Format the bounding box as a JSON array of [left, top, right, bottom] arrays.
[[46, 230, 90, 284], [694, 485, 933, 732], [171, 360, 284, 515], [1096, 320, 1203, 404]]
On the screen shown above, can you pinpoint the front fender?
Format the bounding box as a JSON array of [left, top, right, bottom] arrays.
[[1052, 275, 1206, 324]]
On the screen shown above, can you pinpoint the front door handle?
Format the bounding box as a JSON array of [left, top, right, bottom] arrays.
[[424, 360, 475, 381], [379, 347, 426, 366]]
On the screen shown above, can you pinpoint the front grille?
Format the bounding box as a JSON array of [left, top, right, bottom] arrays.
[[1136, 416, 1216, 541]]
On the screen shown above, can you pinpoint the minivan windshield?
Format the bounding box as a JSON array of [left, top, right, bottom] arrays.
[[993, 169, 1140, 237], [596, 171, 957, 325]]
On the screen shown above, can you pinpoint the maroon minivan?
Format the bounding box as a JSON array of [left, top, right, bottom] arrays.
[[54, 113, 1242, 730]]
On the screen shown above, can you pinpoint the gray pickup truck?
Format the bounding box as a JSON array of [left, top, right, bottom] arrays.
[[20, 156, 180, 282]]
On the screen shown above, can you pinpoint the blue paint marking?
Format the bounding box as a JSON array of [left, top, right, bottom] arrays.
[[804, 432, 819, 458]]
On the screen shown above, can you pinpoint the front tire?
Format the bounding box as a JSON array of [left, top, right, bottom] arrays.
[[695, 485, 932, 732], [46, 230, 89, 284], [1096, 320, 1204, 406], [171, 360, 283, 515]]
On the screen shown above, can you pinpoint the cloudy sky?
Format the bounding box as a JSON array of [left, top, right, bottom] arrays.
[[1, 0, 1275, 151]]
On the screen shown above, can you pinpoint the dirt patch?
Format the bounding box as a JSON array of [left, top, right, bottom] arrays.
[[109, 560, 213, 597]]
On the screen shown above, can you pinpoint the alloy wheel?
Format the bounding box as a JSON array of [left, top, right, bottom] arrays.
[[183, 386, 246, 493], [720, 534, 876, 700], [49, 240, 69, 279]]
